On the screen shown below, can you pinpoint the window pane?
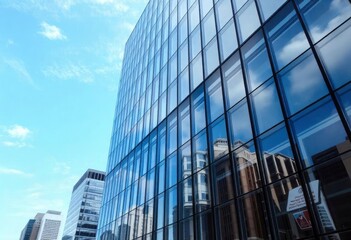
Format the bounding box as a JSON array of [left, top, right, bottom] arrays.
[[242, 31, 273, 91], [297, 0, 351, 43], [204, 38, 219, 78], [337, 83, 351, 126], [196, 210, 214, 240], [146, 169, 155, 201], [218, 19, 238, 62], [237, 0, 260, 43], [259, 123, 295, 184], [169, 53, 177, 84], [167, 112, 177, 154], [215, 0, 233, 30], [145, 199, 154, 234], [179, 15, 188, 45], [278, 50, 328, 115], [166, 152, 178, 188], [265, 2, 309, 70], [209, 116, 229, 161], [168, 80, 177, 113], [193, 129, 209, 172], [190, 53, 203, 90], [233, 0, 248, 12], [166, 223, 177, 240], [305, 153, 351, 234], [316, 20, 351, 89], [251, 79, 283, 134], [195, 167, 212, 213], [191, 86, 206, 135], [180, 142, 192, 180], [179, 41, 188, 73], [166, 186, 178, 225], [149, 132, 157, 170], [223, 53, 246, 108], [200, 0, 213, 18], [267, 175, 313, 239], [232, 141, 261, 194], [179, 100, 191, 145], [159, 92, 167, 122], [180, 177, 193, 219], [212, 156, 235, 205], [189, 2, 200, 33], [202, 9, 216, 46], [291, 97, 349, 168], [190, 26, 201, 60], [178, 0, 187, 19], [156, 194, 165, 229], [179, 68, 190, 103], [180, 218, 194, 240], [206, 70, 224, 123], [239, 190, 269, 239], [215, 201, 239, 240], [257, 0, 286, 21], [158, 122, 166, 162], [158, 161, 165, 194], [228, 99, 253, 146]]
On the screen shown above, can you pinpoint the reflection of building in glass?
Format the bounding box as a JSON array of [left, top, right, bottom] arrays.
[[62, 169, 105, 240], [97, 0, 351, 239]]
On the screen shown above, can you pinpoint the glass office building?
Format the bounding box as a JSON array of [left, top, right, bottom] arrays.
[[62, 169, 105, 240], [97, 0, 351, 239]]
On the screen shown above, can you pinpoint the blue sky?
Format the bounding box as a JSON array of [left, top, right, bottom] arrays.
[[0, 0, 147, 239]]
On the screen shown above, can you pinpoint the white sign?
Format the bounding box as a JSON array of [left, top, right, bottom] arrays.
[[286, 180, 320, 212]]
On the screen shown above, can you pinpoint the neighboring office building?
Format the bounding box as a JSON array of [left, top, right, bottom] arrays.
[[62, 169, 105, 240], [98, 0, 351, 239], [20, 211, 61, 240], [36, 210, 62, 240], [19, 219, 35, 240]]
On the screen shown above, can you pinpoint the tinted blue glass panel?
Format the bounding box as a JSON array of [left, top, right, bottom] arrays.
[[237, 0, 260, 43], [316, 20, 351, 89], [278, 50, 328, 115], [209, 116, 229, 161], [166, 186, 178, 225], [265, 2, 309, 71], [257, 0, 286, 21], [337, 84, 351, 126], [242, 31, 273, 91], [297, 0, 351, 43], [291, 97, 348, 168], [223, 53, 245, 109], [251, 79, 283, 134], [228, 99, 253, 147]]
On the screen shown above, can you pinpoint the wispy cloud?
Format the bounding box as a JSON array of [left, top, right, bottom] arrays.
[[3, 58, 36, 87], [39, 21, 67, 40], [42, 63, 94, 83], [53, 162, 71, 175], [2, 141, 27, 148], [0, 167, 32, 177]]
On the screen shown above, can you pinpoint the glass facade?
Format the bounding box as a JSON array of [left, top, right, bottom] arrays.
[[62, 169, 105, 240], [98, 0, 351, 239]]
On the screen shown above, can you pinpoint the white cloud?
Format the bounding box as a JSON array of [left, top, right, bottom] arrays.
[[39, 21, 67, 40], [1, 125, 32, 148], [6, 125, 31, 139], [0, 167, 32, 177]]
